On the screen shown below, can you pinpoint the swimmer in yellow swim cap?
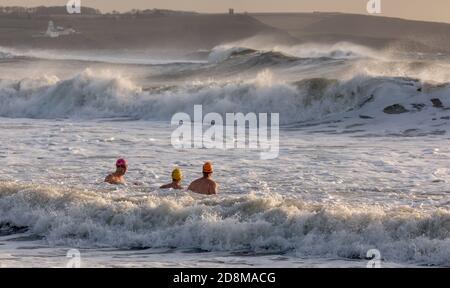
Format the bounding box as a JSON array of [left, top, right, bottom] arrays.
[[160, 168, 184, 190]]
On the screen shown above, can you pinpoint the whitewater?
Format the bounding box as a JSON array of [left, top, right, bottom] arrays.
[[0, 43, 449, 267]]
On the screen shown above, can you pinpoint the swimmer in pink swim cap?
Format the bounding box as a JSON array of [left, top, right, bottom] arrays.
[[105, 158, 128, 185]]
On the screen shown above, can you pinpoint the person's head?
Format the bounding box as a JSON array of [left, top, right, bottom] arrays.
[[172, 168, 183, 183], [115, 158, 128, 176], [202, 161, 213, 178]]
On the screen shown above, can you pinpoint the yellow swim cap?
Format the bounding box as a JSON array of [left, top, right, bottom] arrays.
[[172, 168, 183, 181], [203, 161, 213, 173]]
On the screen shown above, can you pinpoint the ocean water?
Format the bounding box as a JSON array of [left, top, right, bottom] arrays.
[[0, 44, 449, 267]]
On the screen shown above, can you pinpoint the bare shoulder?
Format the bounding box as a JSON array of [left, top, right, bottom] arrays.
[[188, 178, 202, 190], [208, 179, 217, 187], [191, 178, 203, 185]]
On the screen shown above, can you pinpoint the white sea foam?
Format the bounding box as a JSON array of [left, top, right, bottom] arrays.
[[0, 181, 448, 266]]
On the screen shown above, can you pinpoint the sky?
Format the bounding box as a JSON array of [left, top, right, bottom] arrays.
[[3, 0, 450, 24]]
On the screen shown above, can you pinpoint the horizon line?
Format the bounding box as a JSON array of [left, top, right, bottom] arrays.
[[1, 5, 450, 25]]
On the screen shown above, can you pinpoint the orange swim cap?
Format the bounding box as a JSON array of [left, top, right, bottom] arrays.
[[203, 161, 213, 173]]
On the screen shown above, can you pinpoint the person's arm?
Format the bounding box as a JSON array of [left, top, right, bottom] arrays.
[[211, 182, 218, 195], [105, 174, 112, 184], [160, 183, 171, 189]]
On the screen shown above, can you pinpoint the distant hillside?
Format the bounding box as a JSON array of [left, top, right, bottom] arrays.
[[0, 12, 288, 51], [0, 6, 101, 16], [2, 7, 450, 53], [122, 9, 198, 16], [0, 6, 196, 16], [253, 13, 450, 53]]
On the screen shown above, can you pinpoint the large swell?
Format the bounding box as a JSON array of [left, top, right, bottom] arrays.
[[207, 43, 378, 63], [1, 67, 450, 125], [0, 181, 449, 266]]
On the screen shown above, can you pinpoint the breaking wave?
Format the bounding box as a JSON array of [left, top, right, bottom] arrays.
[[1, 68, 449, 125], [0, 181, 448, 266]]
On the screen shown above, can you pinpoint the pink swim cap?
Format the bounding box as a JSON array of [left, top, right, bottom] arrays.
[[116, 159, 127, 167]]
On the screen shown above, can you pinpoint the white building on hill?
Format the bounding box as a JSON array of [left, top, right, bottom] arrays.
[[45, 20, 76, 38]]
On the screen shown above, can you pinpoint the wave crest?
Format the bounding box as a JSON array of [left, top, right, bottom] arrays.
[[1, 68, 450, 127]]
